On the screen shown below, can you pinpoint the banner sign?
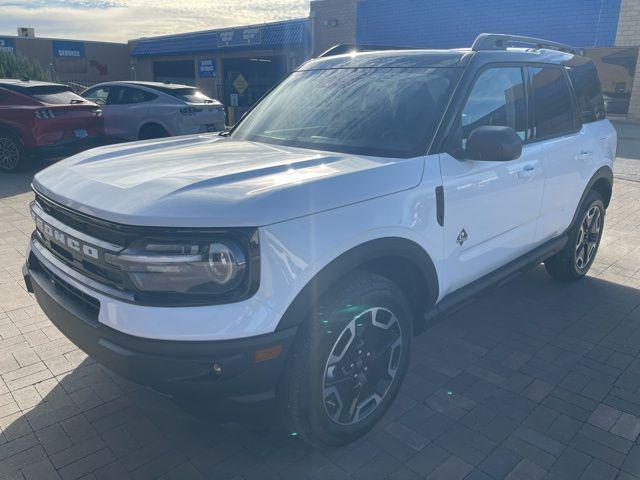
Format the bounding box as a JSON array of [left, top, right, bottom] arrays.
[[218, 27, 261, 47], [199, 58, 216, 78], [53, 40, 85, 58], [0, 38, 15, 54]]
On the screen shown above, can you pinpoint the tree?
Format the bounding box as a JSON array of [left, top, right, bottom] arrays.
[[0, 50, 46, 81]]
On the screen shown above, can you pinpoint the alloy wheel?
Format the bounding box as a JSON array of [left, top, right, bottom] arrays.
[[0, 137, 20, 171], [322, 307, 403, 425], [575, 204, 602, 270]]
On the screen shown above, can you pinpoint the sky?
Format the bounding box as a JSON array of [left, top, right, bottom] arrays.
[[0, 0, 310, 42]]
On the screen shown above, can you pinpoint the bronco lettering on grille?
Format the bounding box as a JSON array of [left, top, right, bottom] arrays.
[[35, 215, 100, 260]]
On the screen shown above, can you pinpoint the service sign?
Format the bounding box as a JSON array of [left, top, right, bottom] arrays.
[[53, 40, 85, 58], [0, 38, 15, 54], [218, 27, 261, 47], [199, 58, 216, 78]]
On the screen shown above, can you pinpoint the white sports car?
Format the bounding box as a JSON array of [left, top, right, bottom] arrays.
[[82, 81, 226, 141]]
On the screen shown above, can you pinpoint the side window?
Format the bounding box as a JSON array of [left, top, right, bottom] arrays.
[[84, 87, 110, 105], [108, 87, 128, 105], [569, 62, 605, 123], [461, 67, 527, 144], [121, 88, 157, 104], [530, 67, 575, 139]]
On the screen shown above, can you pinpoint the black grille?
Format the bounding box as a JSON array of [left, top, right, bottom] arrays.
[[33, 195, 130, 293], [35, 194, 131, 245], [31, 254, 100, 316]]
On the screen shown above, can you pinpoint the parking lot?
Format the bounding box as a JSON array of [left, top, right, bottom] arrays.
[[0, 126, 639, 479]]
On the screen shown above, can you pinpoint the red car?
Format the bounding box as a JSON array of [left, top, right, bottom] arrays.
[[0, 79, 105, 172]]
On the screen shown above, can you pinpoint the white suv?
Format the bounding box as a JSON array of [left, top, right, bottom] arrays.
[[24, 34, 616, 447]]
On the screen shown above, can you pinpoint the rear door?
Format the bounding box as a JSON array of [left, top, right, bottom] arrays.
[[529, 66, 588, 241], [439, 65, 546, 294]]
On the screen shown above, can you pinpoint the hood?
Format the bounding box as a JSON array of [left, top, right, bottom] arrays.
[[33, 135, 423, 227]]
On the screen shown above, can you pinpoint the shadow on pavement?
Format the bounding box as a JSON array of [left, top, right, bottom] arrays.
[[0, 160, 49, 200], [3, 265, 640, 478]]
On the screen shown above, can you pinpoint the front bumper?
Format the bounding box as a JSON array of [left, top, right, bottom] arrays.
[[23, 252, 296, 405]]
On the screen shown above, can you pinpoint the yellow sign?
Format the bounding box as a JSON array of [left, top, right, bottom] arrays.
[[233, 74, 249, 94]]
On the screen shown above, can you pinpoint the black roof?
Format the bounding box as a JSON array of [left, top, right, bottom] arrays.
[[0, 79, 66, 89], [301, 47, 580, 71]]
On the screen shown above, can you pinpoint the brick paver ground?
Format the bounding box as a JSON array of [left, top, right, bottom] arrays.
[[1, 140, 640, 479]]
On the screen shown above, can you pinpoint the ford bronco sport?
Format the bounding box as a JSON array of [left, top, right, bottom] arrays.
[[23, 34, 616, 447]]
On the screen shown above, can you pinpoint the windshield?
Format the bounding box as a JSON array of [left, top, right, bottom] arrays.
[[231, 67, 460, 157], [26, 86, 86, 105]]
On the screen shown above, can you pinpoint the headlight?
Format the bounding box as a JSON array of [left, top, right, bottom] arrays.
[[104, 230, 259, 305]]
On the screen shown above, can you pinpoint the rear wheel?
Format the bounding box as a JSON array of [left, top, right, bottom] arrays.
[[139, 124, 168, 140], [545, 190, 605, 281], [0, 132, 26, 173], [280, 271, 413, 447]]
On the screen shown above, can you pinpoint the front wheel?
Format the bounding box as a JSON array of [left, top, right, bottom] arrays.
[[545, 190, 605, 281], [280, 272, 413, 447]]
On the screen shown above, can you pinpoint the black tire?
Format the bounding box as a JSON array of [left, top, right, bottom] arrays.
[[139, 124, 168, 140], [280, 271, 413, 447], [0, 131, 27, 173], [545, 190, 605, 281]]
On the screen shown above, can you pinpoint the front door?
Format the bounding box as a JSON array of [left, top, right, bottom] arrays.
[[439, 66, 545, 295]]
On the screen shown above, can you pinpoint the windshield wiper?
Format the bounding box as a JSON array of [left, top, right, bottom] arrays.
[[218, 130, 231, 137], [70, 99, 84, 104]]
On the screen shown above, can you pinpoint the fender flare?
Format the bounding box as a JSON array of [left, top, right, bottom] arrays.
[[569, 165, 613, 228], [0, 122, 23, 144], [275, 237, 439, 331]]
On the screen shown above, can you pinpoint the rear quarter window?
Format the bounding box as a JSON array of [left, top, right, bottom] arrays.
[[568, 61, 605, 123], [26, 86, 86, 105]]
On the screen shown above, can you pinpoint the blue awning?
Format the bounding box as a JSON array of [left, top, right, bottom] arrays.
[[131, 19, 309, 57]]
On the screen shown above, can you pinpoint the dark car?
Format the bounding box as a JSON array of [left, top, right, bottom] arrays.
[[0, 79, 104, 172]]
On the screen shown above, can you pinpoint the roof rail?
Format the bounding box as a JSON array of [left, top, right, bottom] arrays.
[[471, 33, 581, 55], [318, 44, 415, 58]]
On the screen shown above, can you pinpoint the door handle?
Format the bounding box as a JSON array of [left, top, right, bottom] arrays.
[[517, 164, 538, 180], [579, 150, 593, 161]]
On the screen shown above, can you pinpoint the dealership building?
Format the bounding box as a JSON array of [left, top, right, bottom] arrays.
[[4, 0, 640, 121], [128, 18, 310, 123], [0, 32, 129, 89]]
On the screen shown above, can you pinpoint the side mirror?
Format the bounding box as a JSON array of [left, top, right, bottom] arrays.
[[465, 126, 522, 161]]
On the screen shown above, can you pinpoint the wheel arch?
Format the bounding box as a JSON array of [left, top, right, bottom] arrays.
[[0, 122, 23, 143], [138, 121, 169, 139], [275, 237, 439, 335], [577, 165, 613, 216]]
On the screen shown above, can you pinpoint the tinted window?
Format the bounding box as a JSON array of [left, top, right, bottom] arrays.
[[232, 67, 460, 157], [531, 67, 575, 138], [168, 88, 214, 103], [25, 86, 86, 105], [83, 86, 110, 105], [121, 88, 157, 104], [461, 67, 527, 143], [569, 61, 605, 123]]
